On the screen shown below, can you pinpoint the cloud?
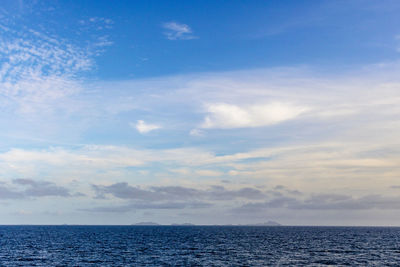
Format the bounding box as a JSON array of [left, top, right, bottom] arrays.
[[81, 201, 211, 213], [0, 146, 233, 185], [132, 120, 161, 134], [0, 179, 74, 199], [12, 210, 33, 215], [0, 19, 95, 115], [194, 169, 224, 177], [1, 36, 400, 223], [206, 185, 265, 201], [162, 22, 196, 40], [92, 182, 266, 202], [92, 182, 164, 201], [234, 193, 400, 214], [0, 13, 115, 120], [0, 139, 399, 194], [79, 17, 114, 29], [396, 35, 400, 52], [87, 182, 400, 215], [0, 185, 24, 199], [291, 194, 400, 210], [13, 178, 71, 197], [201, 102, 308, 129], [189, 129, 205, 137]]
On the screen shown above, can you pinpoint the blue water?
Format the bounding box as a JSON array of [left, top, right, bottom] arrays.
[[0, 226, 399, 266]]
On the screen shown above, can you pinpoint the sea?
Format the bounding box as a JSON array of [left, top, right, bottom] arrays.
[[0, 225, 399, 266]]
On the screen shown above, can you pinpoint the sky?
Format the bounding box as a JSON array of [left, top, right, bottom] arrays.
[[0, 0, 400, 225]]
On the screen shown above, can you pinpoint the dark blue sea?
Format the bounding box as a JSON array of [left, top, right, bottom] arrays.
[[0, 226, 399, 266]]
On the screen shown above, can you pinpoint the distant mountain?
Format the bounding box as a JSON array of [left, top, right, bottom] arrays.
[[245, 221, 281, 226], [133, 222, 160, 226], [131, 221, 281, 226]]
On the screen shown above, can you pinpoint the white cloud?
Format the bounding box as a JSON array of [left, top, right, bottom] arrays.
[[133, 120, 161, 134], [162, 22, 196, 40], [0, 21, 93, 115], [170, 168, 191, 175], [201, 102, 308, 129], [79, 17, 114, 30], [1, 139, 399, 196], [396, 35, 400, 52], [1, 35, 400, 221], [195, 169, 224, 177], [0, 145, 218, 184], [14, 210, 32, 215], [189, 129, 205, 137]]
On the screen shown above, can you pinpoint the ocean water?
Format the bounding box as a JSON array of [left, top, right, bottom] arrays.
[[0, 226, 399, 266]]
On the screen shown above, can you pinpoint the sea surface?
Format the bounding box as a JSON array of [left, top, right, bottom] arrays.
[[0, 226, 399, 266]]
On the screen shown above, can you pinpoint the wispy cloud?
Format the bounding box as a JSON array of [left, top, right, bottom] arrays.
[[201, 102, 308, 129], [396, 35, 400, 52], [0, 22, 90, 114], [1, 63, 400, 190], [132, 120, 161, 134], [1, 32, 400, 223], [189, 129, 205, 137], [162, 22, 196, 40], [79, 17, 114, 30], [0, 13, 115, 116]]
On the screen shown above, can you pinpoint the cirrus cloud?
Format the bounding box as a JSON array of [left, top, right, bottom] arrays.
[[201, 102, 309, 129], [162, 21, 197, 40], [132, 120, 161, 134]]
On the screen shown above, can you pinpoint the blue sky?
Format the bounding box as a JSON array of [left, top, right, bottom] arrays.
[[1, 0, 400, 225]]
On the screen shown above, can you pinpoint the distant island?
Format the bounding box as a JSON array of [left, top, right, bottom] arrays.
[[133, 222, 160, 226], [132, 221, 281, 226], [133, 222, 196, 226], [243, 221, 281, 226]]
